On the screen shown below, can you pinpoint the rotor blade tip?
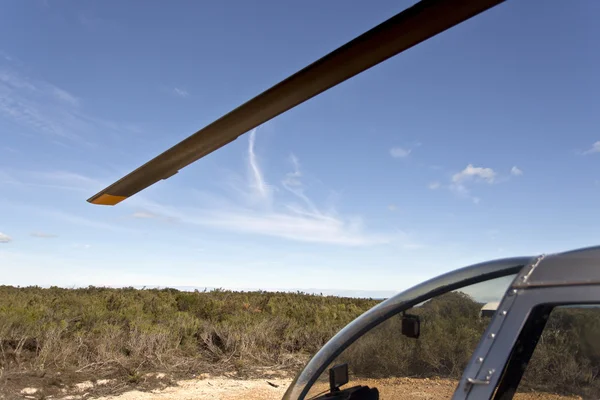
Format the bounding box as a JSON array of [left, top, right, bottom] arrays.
[[88, 194, 128, 206]]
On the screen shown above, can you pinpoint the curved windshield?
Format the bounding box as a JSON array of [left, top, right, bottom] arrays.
[[304, 274, 516, 399]]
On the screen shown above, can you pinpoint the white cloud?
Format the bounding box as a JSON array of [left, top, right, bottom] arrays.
[[443, 164, 518, 203], [136, 198, 394, 246], [583, 141, 600, 155], [30, 232, 58, 238], [173, 87, 189, 98], [428, 181, 441, 190], [388, 204, 397, 211], [0, 232, 11, 243], [131, 133, 402, 247], [2, 131, 410, 247], [132, 211, 157, 219], [510, 166, 523, 176], [390, 147, 411, 158], [447, 164, 498, 203], [247, 128, 272, 202], [195, 210, 389, 246], [452, 164, 496, 184]]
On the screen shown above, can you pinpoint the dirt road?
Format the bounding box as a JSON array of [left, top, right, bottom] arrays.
[[48, 376, 580, 400]]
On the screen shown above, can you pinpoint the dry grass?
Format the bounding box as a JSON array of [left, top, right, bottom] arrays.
[[0, 285, 375, 397]]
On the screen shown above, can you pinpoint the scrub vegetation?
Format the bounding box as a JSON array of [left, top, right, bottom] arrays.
[[0, 286, 598, 397], [0, 286, 377, 380]]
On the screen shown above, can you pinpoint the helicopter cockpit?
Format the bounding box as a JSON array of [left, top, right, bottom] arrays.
[[283, 258, 530, 399]]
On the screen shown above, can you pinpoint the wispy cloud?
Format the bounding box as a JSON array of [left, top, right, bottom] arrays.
[[196, 210, 390, 246], [247, 128, 273, 203], [173, 87, 189, 98], [0, 54, 137, 146], [0, 169, 143, 233], [32, 170, 100, 188], [52, 87, 80, 107], [428, 181, 441, 190], [129, 209, 179, 223], [2, 146, 19, 153], [583, 141, 600, 155], [0, 169, 104, 192], [130, 199, 393, 246], [43, 209, 131, 232], [0, 68, 82, 141], [510, 166, 523, 176], [3, 130, 408, 246], [390, 146, 411, 158], [30, 232, 58, 238], [131, 211, 158, 219], [281, 154, 323, 217], [132, 131, 400, 246], [0, 232, 11, 243]]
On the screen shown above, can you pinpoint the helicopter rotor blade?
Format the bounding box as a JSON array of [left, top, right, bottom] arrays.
[[88, 0, 504, 206]]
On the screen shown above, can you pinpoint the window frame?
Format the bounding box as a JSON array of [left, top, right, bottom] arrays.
[[454, 284, 600, 399], [492, 303, 554, 399]]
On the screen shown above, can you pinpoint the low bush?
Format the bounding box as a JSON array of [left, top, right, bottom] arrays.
[[0, 286, 376, 377]]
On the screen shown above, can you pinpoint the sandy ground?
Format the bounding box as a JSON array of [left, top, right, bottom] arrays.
[[15, 375, 578, 400], [89, 377, 292, 400]]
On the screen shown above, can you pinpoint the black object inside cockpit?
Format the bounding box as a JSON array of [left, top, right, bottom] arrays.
[[401, 313, 420, 339], [310, 364, 379, 400], [329, 363, 349, 392]]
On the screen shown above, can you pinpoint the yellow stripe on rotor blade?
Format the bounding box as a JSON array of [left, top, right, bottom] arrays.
[[90, 194, 127, 206]]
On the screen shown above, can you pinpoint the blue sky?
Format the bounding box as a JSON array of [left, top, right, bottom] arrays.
[[1, 0, 599, 297]]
